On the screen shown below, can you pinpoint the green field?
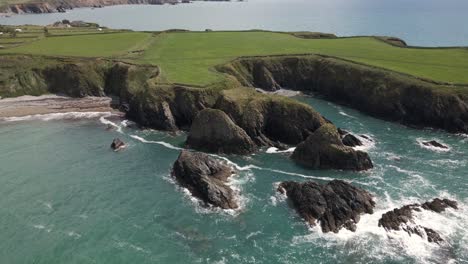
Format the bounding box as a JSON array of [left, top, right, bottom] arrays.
[[1, 31, 151, 57], [1, 30, 468, 86]]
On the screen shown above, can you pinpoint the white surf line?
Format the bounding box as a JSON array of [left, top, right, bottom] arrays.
[[130, 135, 182, 150], [130, 134, 375, 185], [99, 115, 124, 133], [0, 111, 113, 122]]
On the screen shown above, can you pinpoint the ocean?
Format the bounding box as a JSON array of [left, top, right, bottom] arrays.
[[0, 95, 466, 263]]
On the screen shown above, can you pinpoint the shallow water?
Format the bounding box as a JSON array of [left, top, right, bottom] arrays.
[[0, 95, 466, 264], [1, 0, 468, 46]]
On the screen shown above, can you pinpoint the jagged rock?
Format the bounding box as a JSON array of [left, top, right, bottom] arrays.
[[278, 180, 375, 233], [421, 198, 458, 213], [172, 150, 238, 209], [378, 198, 458, 243], [111, 138, 126, 151], [342, 133, 363, 147], [422, 140, 449, 149], [186, 108, 257, 155], [291, 124, 373, 170]]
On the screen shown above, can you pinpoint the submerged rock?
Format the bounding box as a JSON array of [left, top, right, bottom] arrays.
[[186, 108, 257, 155], [172, 150, 238, 209], [278, 180, 375, 233], [378, 198, 458, 243], [291, 124, 373, 170], [422, 140, 449, 150], [110, 138, 126, 151]]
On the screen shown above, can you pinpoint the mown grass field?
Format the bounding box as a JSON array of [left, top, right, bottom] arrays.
[[140, 32, 468, 86], [0, 31, 151, 57], [1, 30, 468, 86]]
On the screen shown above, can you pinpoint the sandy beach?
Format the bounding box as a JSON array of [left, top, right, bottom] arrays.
[[0, 95, 121, 118]]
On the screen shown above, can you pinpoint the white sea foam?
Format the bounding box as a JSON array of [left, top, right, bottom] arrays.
[[416, 138, 451, 152], [67, 231, 82, 239], [1, 111, 113, 122], [353, 134, 376, 151], [130, 135, 182, 150], [291, 195, 467, 264], [338, 110, 355, 118], [99, 115, 123, 133], [265, 147, 296, 154], [115, 239, 150, 254]]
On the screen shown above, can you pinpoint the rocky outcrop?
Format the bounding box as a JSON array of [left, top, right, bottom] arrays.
[[172, 150, 238, 209], [338, 129, 363, 147], [111, 138, 126, 151], [278, 180, 375, 233], [219, 55, 468, 134], [186, 108, 257, 155], [378, 198, 458, 243], [291, 124, 373, 170], [422, 140, 449, 150]]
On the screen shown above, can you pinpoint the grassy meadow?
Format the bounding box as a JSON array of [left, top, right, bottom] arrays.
[[1, 29, 468, 86]]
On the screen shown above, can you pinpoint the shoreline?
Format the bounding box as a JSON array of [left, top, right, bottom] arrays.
[[0, 94, 121, 118]]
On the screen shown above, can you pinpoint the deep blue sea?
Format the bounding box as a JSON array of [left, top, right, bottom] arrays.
[[1, 0, 468, 46]]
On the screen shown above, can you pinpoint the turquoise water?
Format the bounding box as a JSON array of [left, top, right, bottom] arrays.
[[1, 0, 468, 46], [0, 95, 467, 263]]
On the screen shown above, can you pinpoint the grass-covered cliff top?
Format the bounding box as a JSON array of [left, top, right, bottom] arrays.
[[1, 26, 468, 87]]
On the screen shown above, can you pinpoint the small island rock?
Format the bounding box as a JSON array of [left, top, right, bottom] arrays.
[[278, 180, 375, 233], [172, 150, 238, 209], [378, 198, 458, 244], [111, 138, 126, 151]]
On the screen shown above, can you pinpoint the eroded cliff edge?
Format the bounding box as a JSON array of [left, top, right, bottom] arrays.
[[218, 55, 468, 133]]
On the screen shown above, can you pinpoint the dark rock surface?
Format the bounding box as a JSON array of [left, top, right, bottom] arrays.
[[278, 180, 375, 233], [291, 124, 373, 170], [422, 140, 449, 149], [378, 198, 458, 243], [172, 150, 238, 209], [110, 138, 126, 151], [186, 108, 257, 155], [342, 133, 363, 147]]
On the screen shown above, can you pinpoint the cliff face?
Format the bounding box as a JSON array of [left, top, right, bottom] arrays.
[[219, 55, 468, 133], [1, 0, 218, 14]]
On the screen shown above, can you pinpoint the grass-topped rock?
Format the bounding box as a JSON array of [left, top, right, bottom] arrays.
[[291, 124, 373, 171]]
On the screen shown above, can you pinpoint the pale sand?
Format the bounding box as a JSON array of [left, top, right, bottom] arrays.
[[0, 95, 121, 118]]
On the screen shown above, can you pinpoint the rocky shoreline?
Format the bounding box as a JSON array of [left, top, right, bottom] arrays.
[[0, 94, 119, 118], [0, 0, 229, 15]]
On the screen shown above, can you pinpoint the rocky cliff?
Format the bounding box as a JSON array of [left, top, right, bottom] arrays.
[[218, 55, 468, 133]]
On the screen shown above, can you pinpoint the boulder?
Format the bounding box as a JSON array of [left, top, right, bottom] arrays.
[[186, 108, 257, 155], [172, 150, 238, 209], [291, 124, 373, 170], [110, 138, 126, 151], [278, 180, 375, 233], [378, 198, 458, 243], [342, 133, 363, 147], [422, 140, 449, 149]]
